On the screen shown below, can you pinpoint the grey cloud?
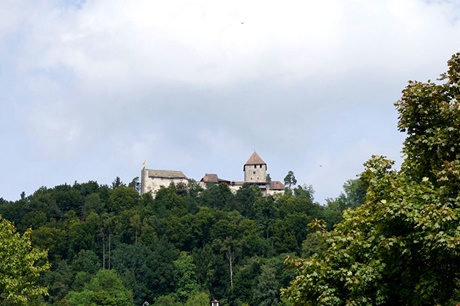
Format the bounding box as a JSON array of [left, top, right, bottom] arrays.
[[1, 0, 460, 202]]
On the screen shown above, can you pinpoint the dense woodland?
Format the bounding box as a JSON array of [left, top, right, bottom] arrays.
[[0, 175, 365, 305]]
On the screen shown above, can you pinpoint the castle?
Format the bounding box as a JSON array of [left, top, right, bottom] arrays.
[[140, 151, 285, 196]]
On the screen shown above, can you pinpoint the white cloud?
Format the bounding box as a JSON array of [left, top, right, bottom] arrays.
[[1, 0, 460, 201], [18, 0, 460, 86]]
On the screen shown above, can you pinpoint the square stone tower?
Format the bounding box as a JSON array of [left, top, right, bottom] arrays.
[[243, 151, 267, 183]]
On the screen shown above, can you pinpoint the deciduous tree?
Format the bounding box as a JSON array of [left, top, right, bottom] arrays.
[[65, 269, 133, 306], [0, 216, 50, 304], [282, 52, 460, 305]]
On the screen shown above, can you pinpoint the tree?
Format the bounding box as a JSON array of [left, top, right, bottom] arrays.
[[31, 225, 67, 262], [54, 188, 84, 214], [43, 260, 73, 304], [185, 291, 210, 306], [283, 171, 297, 191], [130, 213, 142, 244], [200, 183, 233, 211], [107, 186, 139, 213], [252, 264, 280, 306], [67, 215, 98, 258], [192, 244, 219, 296], [128, 176, 140, 192], [253, 196, 277, 240], [111, 176, 124, 189], [82, 193, 105, 217], [148, 238, 179, 298], [339, 179, 367, 209], [111, 243, 153, 305], [152, 294, 182, 306], [234, 183, 263, 218], [0, 215, 50, 304], [65, 269, 133, 306], [301, 231, 325, 258], [173, 252, 200, 302], [282, 52, 460, 305], [322, 179, 367, 229]]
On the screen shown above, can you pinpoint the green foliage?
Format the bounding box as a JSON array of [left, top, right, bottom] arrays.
[[31, 225, 67, 262], [43, 260, 72, 304], [149, 238, 179, 298], [184, 291, 210, 306], [71, 250, 100, 275], [82, 193, 105, 217], [111, 176, 124, 189], [284, 171, 297, 191], [323, 179, 367, 229], [108, 186, 139, 213], [65, 269, 133, 306], [234, 184, 263, 218], [0, 215, 50, 304], [55, 188, 84, 215], [0, 167, 353, 304], [301, 231, 325, 258], [67, 217, 98, 257], [282, 51, 460, 305], [201, 183, 233, 210], [174, 252, 201, 302], [253, 264, 280, 306], [153, 294, 182, 306], [111, 243, 152, 305]]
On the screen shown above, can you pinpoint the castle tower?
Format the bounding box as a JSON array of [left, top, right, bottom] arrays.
[[244, 151, 267, 183]]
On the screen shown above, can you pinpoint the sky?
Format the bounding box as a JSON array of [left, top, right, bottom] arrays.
[[1, 0, 460, 203]]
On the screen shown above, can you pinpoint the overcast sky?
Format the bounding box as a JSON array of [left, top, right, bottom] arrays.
[[1, 0, 460, 203]]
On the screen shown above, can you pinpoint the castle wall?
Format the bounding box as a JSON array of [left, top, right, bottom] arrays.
[[142, 152, 283, 198], [142, 177, 187, 195], [141, 168, 188, 196], [244, 164, 267, 183]]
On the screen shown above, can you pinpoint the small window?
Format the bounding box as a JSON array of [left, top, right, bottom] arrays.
[[254, 165, 256, 168], [253, 171, 256, 174]]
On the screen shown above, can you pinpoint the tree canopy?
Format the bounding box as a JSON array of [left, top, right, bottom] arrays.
[[282, 52, 460, 305], [0, 174, 340, 305], [0, 216, 50, 305]]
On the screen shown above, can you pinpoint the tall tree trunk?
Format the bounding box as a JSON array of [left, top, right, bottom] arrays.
[[108, 231, 111, 270], [102, 228, 105, 270], [228, 249, 234, 289]]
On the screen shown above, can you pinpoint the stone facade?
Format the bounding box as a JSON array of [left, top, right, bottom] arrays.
[[141, 151, 284, 197], [200, 151, 284, 196], [140, 169, 188, 196], [243, 151, 267, 183]]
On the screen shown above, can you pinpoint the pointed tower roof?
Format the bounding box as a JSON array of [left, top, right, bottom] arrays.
[[244, 151, 266, 166]]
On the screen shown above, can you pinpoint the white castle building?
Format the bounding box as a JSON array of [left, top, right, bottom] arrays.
[[140, 151, 285, 197]]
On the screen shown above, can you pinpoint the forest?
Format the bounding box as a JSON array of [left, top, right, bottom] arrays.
[[0, 173, 364, 305]]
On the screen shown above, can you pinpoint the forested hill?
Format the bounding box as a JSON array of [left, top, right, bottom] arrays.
[[0, 178, 364, 305]]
